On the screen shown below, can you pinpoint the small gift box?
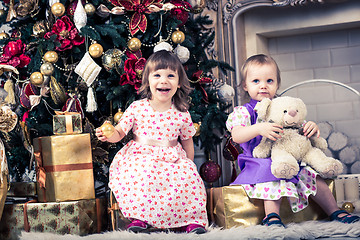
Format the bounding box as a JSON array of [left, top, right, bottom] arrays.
[[33, 134, 95, 202], [207, 180, 335, 228], [53, 111, 82, 135], [0, 198, 108, 240]]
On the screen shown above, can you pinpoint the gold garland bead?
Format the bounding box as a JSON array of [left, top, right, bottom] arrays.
[[44, 51, 59, 63], [89, 43, 104, 58], [128, 37, 142, 52], [30, 72, 44, 86], [171, 30, 185, 44], [51, 2, 66, 17], [0, 32, 9, 40]]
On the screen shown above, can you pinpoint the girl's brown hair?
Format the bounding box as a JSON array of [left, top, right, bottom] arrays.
[[239, 54, 281, 103], [138, 50, 191, 112]]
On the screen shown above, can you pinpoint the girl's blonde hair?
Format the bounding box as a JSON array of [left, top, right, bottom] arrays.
[[138, 50, 191, 112], [239, 54, 281, 103]]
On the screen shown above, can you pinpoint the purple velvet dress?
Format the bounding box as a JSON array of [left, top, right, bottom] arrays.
[[226, 99, 318, 213], [230, 99, 300, 185]]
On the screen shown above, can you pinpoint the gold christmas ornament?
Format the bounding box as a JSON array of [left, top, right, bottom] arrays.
[[0, 104, 18, 133], [33, 20, 49, 37], [194, 122, 201, 137], [40, 62, 55, 76], [51, 2, 65, 17], [100, 121, 115, 138], [171, 30, 185, 44], [84, 3, 96, 16], [127, 37, 142, 52], [0, 9, 5, 19], [0, 32, 9, 40], [89, 43, 104, 58], [189, 0, 206, 14], [30, 72, 44, 86], [113, 109, 124, 124], [43, 51, 58, 63], [102, 48, 123, 72], [342, 202, 355, 213]]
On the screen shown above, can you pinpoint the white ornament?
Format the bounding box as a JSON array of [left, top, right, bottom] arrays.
[[74, 0, 87, 31], [153, 41, 173, 52], [218, 83, 235, 103], [174, 45, 190, 63]]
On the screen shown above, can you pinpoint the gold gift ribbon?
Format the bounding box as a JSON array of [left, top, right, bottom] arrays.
[[23, 199, 38, 232], [54, 111, 79, 134], [43, 162, 93, 172], [34, 152, 46, 190]]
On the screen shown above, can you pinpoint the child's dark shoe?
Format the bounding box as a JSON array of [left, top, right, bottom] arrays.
[[185, 224, 207, 234], [127, 219, 149, 233], [262, 213, 285, 227], [330, 210, 360, 224]]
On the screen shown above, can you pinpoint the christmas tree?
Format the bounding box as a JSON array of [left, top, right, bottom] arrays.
[[0, 0, 234, 188]]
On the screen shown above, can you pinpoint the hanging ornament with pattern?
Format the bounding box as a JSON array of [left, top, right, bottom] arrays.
[[74, 0, 87, 31], [200, 160, 222, 183], [218, 83, 235, 103]]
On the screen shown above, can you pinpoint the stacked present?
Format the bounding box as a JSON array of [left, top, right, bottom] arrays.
[[0, 112, 108, 239], [206, 180, 336, 229]]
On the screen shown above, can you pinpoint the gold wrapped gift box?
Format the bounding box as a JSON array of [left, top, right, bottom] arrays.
[[33, 133, 95, 202], [0, 175, 7, 220], [0, 198, 108, 240], [207, 180, 335, 229]]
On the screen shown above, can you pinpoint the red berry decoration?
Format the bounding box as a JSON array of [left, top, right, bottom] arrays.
[[200, 161, 221, 183]]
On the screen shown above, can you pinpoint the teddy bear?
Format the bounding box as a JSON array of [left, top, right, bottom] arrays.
[[252, 96, 343, 179]]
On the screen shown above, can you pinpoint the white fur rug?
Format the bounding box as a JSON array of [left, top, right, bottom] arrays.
[[20, 221, 360, 240]]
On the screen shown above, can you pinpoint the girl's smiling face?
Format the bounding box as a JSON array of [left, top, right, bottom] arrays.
[[149, 68, 180, 107], [243, 63, 279, 101]]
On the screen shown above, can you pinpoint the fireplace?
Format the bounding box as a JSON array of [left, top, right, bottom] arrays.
[[207, 0, 360, 186]]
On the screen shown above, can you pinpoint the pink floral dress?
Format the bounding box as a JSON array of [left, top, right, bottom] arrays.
[[109, 99, 208, 229]]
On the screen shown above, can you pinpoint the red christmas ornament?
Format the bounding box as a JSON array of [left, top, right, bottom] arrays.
[[200, 161, 221, 183], [170, 0, 191, 27], [62, 94, 84, 118], [20, 83, 40, 109]]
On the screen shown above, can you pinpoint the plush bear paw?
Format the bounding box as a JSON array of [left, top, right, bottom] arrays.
[[319, 160, 343, 179], [253, 146, 268, 159], [272, 162, 299, 179]]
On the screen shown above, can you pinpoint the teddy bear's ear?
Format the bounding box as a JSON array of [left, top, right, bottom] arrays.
[[254, 98, 272, 120]]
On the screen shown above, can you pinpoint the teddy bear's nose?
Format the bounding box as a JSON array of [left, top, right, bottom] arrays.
[[288, 110, 297, 117]]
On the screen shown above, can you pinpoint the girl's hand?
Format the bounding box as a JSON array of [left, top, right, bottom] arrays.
[[258, 122, 283, 141], [303, 121, 320, 138], [95, 127, 108, 142]]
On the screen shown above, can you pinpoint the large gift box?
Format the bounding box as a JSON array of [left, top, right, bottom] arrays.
[[53, 111, 82, 135], [0, 198, 108, 240], [207, 180, 335, 228], [33, 133, 95, 202]]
